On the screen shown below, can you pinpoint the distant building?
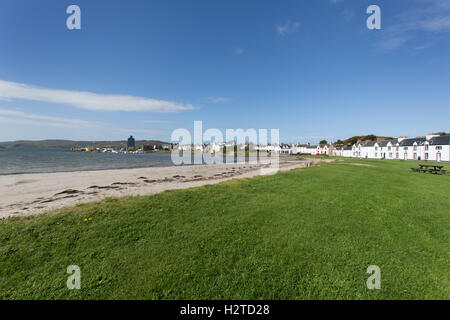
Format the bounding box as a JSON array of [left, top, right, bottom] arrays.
[[127, 136, 136, 149], [142, 144, 154, 152]]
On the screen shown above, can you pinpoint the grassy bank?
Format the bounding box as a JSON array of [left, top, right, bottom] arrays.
[[0, 158, 449, 299]]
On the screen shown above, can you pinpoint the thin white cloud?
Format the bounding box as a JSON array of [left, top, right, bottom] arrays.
[[0, 108, 103, 128], [208, 96, 229, 103], [0, 80, 196, 113], [377, 0, 450, 50], [0, 108, 165, 136], [420, 16, 450, 32], [275, 20, 301, 36], [378, 37, 410, 50]]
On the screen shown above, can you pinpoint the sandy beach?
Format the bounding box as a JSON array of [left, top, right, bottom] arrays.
[[0, 157, 323, 219]]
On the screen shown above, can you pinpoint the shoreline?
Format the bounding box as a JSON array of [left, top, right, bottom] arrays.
[[0, 158, 324, 219], [0, 162, 219, 177], [0, 153, 276, 176]]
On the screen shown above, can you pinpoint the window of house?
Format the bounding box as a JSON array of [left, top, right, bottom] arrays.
[[414, 153, 417, 159], [425, 153, 429, 159], [413, 146, 417, 151], [396, 153, 399, 158], [389, 153, 392, 158], [425, 144, 429, 151], [375, 147, 378, 151], [388, 146, 391, 151], [375, 153, 377, 157], [436, 146, 442, 150], [404, 147, 408, 150], [396, 146, 399, 151]]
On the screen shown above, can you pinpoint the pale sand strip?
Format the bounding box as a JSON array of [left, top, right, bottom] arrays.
[[0, 158, 323, 219]]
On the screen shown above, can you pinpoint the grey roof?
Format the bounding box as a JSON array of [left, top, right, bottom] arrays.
[[378, 140, 395, 147], [429, 135, 450, 145], [399, 137, 427, 146], [362, 141, 377, 147]]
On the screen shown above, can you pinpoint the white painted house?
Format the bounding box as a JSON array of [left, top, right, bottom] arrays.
[[348, 135, 450, 162], [378, 140, 396, 160], [396, 137, 427, 160], [306, 145, 318, 155], [293, 144, 310, 154], [360, 141, 376, 159], [426, 135, 450, 162], [331, 146, 344, 157], [317, 144, 329, 155], [352, 143, 363, 158], [280, 144, 292, 154], [342, 146, 353, 157], [330, 146, 352, 157]]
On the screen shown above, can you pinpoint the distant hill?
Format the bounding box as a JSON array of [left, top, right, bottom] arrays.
[[340, 135, 395, 146], [0, 139, 170, 149], [339, 132, 449, 146], [431, 132, 450, 136]]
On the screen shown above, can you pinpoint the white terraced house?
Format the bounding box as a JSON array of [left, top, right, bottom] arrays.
[[259, 145, 281, 153], [360, 141, 377, 159], [342, 146, 353, 157], [260, 135, 449, 162], [293, 144, 310, 154], [421, 135, 450, 162], [353, 135, 450, 162], [306, 145, 318, 155], [352, 143, 362, 158], [316, 144, 329, 155], [378, 140, 396, 160], [332, 146, 344, 157], [395, 137, 427, 161], [280, 144, 293, 154], [331, 146, 353, 157]]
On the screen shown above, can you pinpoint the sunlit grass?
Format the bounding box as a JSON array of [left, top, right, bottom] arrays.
[[0, 158, 448, 299]]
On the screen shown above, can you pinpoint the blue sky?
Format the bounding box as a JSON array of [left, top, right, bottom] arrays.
[[0, 0, 449, 143]]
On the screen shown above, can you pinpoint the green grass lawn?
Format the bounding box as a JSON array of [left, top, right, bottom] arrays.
[[0, 158, 449, 299]]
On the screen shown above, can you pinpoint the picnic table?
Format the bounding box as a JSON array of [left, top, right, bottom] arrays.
[[411, 164, 446, 175]]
